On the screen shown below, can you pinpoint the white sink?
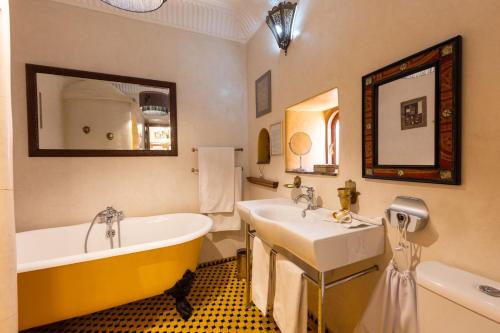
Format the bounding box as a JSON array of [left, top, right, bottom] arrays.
[[237, 198, 385, 272]]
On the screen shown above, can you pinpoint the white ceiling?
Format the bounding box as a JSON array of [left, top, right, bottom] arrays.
[[50, 0, 281, 43]]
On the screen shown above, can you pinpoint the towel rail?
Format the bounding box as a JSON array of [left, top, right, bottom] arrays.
[[192, 147, 244, 152], [245, 228, 379, 333], [192, 167, 242, 173], [192, 147, 243, 172]]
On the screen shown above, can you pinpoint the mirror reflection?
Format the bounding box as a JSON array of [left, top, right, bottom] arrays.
[[36, 73, 172, 151], [377, 67, 436, 166]]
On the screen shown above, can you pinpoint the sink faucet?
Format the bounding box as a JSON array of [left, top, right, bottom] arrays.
[[294, 186, 318, 217]]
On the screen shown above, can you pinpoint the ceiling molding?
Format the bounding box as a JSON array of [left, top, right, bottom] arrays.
[[49, 0, 281, 43]]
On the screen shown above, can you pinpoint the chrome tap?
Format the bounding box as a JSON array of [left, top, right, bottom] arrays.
[[84, 206, 124, 253], [294, 186, 318, 217], [98, 207, 124, 247]]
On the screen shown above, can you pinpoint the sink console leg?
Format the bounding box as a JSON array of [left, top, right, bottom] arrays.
[[318, 272, 326, 333], [245, 222, 252, 308]]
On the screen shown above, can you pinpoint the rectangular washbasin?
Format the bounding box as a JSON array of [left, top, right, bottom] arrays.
[[237, 199, 385, 272]]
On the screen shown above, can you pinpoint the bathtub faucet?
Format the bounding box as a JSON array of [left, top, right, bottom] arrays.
[[84, 206, 124, 253], [98, 207, 124, 248]]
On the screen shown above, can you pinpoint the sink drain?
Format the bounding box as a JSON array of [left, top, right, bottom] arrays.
[[479, 285, 500, 297]]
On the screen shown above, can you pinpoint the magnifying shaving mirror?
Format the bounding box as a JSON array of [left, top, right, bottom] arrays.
[[289, 131, 312, 171]]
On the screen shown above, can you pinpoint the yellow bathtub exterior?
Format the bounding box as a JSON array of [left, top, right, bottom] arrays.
[[18, 237, 203, 330]]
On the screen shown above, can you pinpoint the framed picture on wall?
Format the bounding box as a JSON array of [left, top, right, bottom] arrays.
[[269, 122, 282, 155], [255, 70, 271, 118]]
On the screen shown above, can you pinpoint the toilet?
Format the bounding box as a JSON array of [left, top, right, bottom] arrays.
[[416, 261, 500, 333]]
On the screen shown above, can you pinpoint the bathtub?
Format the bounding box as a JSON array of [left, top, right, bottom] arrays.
[[16, 213, 212, 330]]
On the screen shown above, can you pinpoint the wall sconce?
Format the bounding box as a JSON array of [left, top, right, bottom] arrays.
[[266, 2, 298, 55]]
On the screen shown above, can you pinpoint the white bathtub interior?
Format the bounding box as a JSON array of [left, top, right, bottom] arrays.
[[17, 213, 213, 273]]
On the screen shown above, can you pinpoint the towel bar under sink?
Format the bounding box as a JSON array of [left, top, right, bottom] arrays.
[[244, 225, 378, 333]]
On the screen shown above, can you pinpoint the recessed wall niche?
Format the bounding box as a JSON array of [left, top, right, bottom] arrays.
[[257, 128, 271, 164], [285, 88, 339, 176]]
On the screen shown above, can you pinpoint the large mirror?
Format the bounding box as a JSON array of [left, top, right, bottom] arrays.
[[362, 36, 461, 184], [26, 64, 177, 156]]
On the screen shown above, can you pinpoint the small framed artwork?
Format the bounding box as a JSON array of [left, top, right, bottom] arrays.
[[401, 96, 427, 130], [256, 70, 271, 118], [269, 122, 282, 155]]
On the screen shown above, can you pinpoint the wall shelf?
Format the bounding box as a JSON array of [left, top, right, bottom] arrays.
[[285, 170, 338, 177], [246, 177, 279, 189]]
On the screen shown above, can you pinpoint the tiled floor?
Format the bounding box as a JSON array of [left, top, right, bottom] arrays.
[[24, 259, 316, 333]]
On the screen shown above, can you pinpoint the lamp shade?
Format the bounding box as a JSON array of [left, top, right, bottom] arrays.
[[266, 2, 297, 55], [100, 0, 167, 13], [139, 91, 170, 117]]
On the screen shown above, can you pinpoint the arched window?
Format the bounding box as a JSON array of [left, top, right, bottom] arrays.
[[326, 110, 340, 165]]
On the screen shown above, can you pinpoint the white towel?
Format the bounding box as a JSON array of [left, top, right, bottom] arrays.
[[354, 260, 418, 333], [323, 212, 384, 229], [273, 254, 308, 333], [209, 166, 242, 232], [251, 236, 272, 315], [198, 147, 235, 213], [350, 212, 383, 226]]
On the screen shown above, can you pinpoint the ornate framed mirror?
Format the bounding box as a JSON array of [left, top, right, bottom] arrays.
[[362, 36, 461, 184], [26, 64, 178, 157]]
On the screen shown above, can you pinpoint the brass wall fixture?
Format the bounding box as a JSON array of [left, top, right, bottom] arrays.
[[337, 187, 352, 211], [283, 175, 302, 188], [345, 179, 359, 204], [82, 126, 90, 134], [106, 132, 114, 141], [332, 179, 360, 222]]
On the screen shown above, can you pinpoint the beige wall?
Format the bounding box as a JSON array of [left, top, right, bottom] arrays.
[[0, 0, 17, 331], [10, 0, 247, 262], [247, 0, 500, 332]]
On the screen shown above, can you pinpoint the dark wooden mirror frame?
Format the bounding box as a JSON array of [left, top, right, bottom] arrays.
[[362, 36, 462, 185], [26, 64, 178, 157]]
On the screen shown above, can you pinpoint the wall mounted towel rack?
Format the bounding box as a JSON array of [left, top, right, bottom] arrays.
[[192, 147, 244, 152], [245, 227, 378, 333], [191, 147, 244, 173], [192, 166, 243, 173]]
